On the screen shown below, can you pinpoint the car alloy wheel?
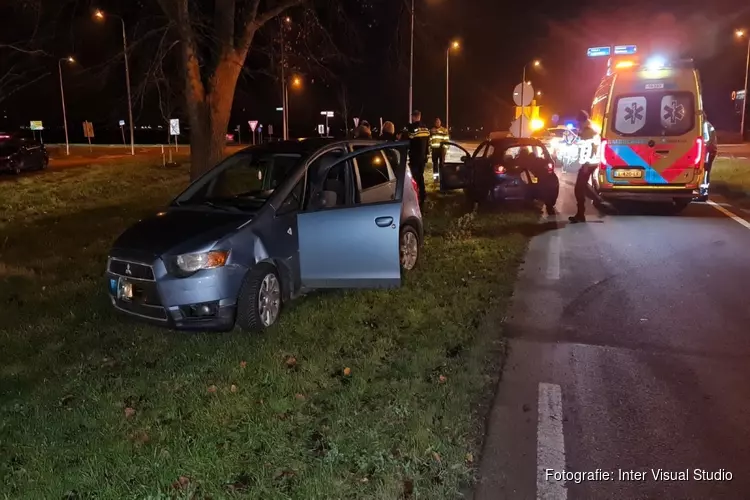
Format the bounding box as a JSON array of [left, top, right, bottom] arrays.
[[257, 273, 281, 327], [400, 226, 419, 271]]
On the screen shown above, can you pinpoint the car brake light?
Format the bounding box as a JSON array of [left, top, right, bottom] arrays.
[[547, 162, 554, 173], [494, 165, 506, 174], [694, 137, 703, 167], [411, 176, 419, 193], [599, 139, 608, 166]]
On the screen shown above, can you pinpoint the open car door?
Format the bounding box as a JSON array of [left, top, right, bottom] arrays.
[[439, 142, 472, 191], [297, 142, 408, 289]]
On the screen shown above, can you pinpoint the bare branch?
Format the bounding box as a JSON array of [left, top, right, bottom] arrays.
[[256, 0, 305, 28]]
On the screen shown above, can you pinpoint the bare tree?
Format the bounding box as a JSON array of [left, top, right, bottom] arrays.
[[157, 0, 306, 179], [337, 83, 351, 138]]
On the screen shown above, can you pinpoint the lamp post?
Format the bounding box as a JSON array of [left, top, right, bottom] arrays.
[[94, 9, 134, 155], [520, 60, 540, 137], [446, 40, 460, 130], [409, 0, 414, 122], [280, 16, 291, 140], [736, 29, 750, 140], [58, 56, 74, 156]]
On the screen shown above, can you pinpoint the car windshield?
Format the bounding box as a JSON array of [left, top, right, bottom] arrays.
[[176, 151, 301, 211]]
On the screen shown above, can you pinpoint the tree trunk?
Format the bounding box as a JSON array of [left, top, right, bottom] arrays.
[[185, 58, 241, 180]]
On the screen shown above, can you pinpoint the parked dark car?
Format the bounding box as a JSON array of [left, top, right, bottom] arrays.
[[438, 138, 559, 207], [105, 139, 424, 333], [0, 133, 49, 174]]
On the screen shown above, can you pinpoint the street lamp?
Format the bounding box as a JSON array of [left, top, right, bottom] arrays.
[[284, 75, 302, 138], [409, 0, 415, 122], [58, 56, 74, 156], [279, 16, 292, 140], [94, 9, 134, 155], [736, 29, 749, 140], [520, 59, 540, 137], [446, 40, 460, 130]]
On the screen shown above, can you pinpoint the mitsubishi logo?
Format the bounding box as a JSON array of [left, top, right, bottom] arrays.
[[125, 264, 132, 276]]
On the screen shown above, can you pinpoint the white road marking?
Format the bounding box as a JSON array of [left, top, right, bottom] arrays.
[[546, 234, 561, 280], [537, 383, 567, 500], [707, 201, 750, 230]]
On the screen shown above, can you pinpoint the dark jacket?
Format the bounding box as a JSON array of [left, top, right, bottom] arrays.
[[381, 131, 397, 141], [404, 121, 430, 162]]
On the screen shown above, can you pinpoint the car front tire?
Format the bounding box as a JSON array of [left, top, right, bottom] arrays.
[[400, 225, 420, 271], [236, 263, 282, 333]]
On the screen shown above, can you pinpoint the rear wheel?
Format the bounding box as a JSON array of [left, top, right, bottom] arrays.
[[236, 263, 282, 333], [400, 225, 420, 271]]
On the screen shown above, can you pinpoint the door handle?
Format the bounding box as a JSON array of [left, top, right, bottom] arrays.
[[375, 216, 394, 227]]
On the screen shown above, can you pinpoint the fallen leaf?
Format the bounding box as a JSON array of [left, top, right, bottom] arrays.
[[207, 385, 218, 394], [432, 451, 442, 463], [129, 430, 150, 445], [360, 477, 369, 483], [124, 407, 136, 418], [295, 393, 306, 401], [172, 475, 191, 490], [240, 361, 247, 369], [438, 375, 447, 384], [465, 452, 474, 464], [273, 468, 296, 480], [285, 356, 297, 368], [230, 384, 238, 393], [343, 367, 352, 376]]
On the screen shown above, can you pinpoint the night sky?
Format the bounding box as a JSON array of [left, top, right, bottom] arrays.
[[2, 0, 750, 142]]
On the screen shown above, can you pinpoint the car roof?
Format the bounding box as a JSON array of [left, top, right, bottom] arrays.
[[489, 137, 547, 148], [235, 137, 342, 155]]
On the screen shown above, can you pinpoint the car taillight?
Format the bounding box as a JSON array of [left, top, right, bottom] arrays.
[[547, 162, 554, 173], [599, 139, 608, 166], [411, 176, 418, 193], [494, 165, 506, 174], [694, 137, 703, 167]]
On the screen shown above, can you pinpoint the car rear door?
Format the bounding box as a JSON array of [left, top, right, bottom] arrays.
[[438, 142, 472, 191], [297, 142, 408, 289]]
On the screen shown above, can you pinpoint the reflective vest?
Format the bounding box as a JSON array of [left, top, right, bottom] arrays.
[[430, 127, 449, 149], [577, 121, 600, 166]]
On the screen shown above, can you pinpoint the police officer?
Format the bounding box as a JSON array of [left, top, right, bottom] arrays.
[[404, 110, 431, 208], [429, 118, 449, 180], [569, 110, 606, 223], [698, 116, 718, 201]]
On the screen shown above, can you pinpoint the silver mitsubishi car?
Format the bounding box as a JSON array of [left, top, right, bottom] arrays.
[[105, 139, 423, 332]]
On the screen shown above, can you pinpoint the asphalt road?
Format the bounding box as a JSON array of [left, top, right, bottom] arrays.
[[473, 176, 750, 499]]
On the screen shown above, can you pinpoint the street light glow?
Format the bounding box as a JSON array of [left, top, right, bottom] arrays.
[[737, 29, 746, 38], [67, 56, 75, 63], [94, 9, 104, 20], [451, 40, 460, 50], [536, 91, 542, 96], [284, 16, 291, 23], [292, 76, 302, 87], [533, 60, 541, 67]]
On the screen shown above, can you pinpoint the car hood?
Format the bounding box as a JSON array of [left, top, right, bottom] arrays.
[[112, 208, 253, 257]]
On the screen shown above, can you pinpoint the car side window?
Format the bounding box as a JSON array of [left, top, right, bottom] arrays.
[[473, 141, 489, 158], [277, 176, 305, 215], [305, 150, 355, 211], [353, 148, 392, 191]]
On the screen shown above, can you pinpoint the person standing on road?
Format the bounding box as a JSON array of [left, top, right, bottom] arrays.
[[698, 117, 718, 201], [381, 121, 397, 141], [429, 118, 449, 180], [569, 110, 606, 223], [404, 110, 431, 208]]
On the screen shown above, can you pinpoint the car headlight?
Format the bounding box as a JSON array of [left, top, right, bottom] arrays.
[[173, 250, 230, 274]]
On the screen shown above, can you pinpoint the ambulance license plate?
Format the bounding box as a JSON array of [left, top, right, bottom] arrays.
[[613, 169, 643, 178]]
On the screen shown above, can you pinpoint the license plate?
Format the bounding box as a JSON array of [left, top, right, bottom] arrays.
[[613, 169, 643, 178], [117, 278, 133, 300]]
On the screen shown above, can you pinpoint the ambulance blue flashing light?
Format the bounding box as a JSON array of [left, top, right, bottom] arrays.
[[645, 56, 667, 71], [566, 123, 574, 130]]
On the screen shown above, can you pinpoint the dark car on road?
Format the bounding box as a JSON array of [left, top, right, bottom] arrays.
[[438, 138, 559, 208], [105, 139, 424, 333], [0, 133, 49, 174]]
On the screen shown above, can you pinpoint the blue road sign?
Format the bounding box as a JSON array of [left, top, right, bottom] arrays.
[[614, 45, 637, 55], [587, 46, 611, 57]]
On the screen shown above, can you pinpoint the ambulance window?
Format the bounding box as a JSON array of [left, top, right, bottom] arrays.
[[613, 91, 694, 137]]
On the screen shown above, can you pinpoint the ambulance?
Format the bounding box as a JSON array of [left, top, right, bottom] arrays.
[[589, 55, 705, 213]]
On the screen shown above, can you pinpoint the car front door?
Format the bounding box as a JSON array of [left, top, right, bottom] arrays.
[[438, 142, 472, 191], [297, 142, 408, 289]]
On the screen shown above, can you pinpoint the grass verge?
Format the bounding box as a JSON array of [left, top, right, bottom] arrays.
[[711, 158, 750, 202], [0, 158, 537, 499]]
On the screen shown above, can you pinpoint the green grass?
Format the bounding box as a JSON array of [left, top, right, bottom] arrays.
[[711, 158, 750, 197], [0, 159, 538, 499]]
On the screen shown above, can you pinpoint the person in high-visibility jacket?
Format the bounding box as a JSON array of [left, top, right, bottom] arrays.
[[403, 110, 431, 208], [429, 118, 450, 179]]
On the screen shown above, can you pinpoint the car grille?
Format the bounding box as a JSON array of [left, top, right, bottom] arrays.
[[114, 299, 168, 321], [108, 258, 155, 281]]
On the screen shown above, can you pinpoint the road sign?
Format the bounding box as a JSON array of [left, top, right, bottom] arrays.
[[587, 46, 611, 57], [276, 107, 283, 111], [320, 111, 334, 117], [119, 119, 125, 126], [169, 118, 180, 135], [614, 45, 637, 55], [513, 82, 534, 107], [353, 117, 360, 128], [317, 124, 325, 135], [249, 120, 258, 132], [268, 124, 274, 135], [83, 121, 94, 138], [30, 121, 43, 131]]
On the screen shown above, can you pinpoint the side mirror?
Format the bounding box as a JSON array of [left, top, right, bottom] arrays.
[[461, 155, 470, 162]]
